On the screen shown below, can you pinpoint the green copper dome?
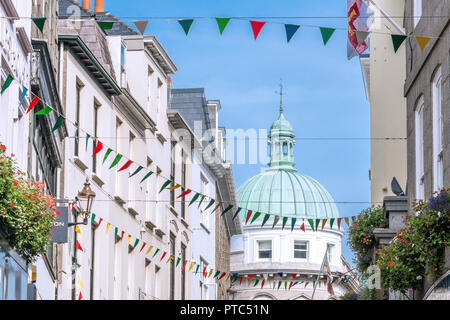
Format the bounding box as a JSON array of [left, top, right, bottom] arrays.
[[237, 106, 339, 221]]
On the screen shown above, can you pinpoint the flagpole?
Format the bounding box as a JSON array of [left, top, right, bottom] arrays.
[[311, 251, 326, 300], [366, 0, 405, 35]]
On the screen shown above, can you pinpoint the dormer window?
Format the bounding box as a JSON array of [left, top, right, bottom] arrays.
[[283, 142, 288, 155]]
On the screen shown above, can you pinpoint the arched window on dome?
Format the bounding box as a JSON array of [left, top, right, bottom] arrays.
[[283, 142, 288, 155]]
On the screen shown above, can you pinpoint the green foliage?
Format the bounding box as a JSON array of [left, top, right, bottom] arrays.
[[348, 205, 387, 272], [376, 189, 450, 292], [0, 143, 57, 263]]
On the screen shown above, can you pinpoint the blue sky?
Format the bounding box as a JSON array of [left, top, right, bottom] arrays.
[[105, 0, 370, 268]]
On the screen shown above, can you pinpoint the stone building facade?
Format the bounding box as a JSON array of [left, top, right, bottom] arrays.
[[404, 0, 449, 206]]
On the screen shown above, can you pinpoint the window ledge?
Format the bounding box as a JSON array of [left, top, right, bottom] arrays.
[[145, 220, 156, 231], [180, 217, 189, 229], [155, 228, 166, 239], [200, 222, 210, 234], [92, 173, 104, 188], [128, 206, 139, 217], [168, 205, 178, 217], [114, 195, 126, 207], [73, 157, 88, 171], [156, 131, 167, 144]]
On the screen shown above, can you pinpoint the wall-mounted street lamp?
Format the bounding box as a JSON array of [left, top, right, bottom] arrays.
[[69, 178, 96, 227]]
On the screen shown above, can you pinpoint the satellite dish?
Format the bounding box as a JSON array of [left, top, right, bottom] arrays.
[[391, 177, 405, 196]]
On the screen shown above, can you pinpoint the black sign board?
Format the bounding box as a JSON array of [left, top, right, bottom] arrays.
[[51, 206, 68, 243]]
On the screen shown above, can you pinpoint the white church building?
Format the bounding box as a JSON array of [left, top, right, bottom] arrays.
[[229, 103, 360, 300]]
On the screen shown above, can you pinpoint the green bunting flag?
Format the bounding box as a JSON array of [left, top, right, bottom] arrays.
[[176, 257, 181, 267], [195, 265, 200, 275], [221, 204, 233, 216], [103, 148, 113, 164], [140, 171, 153, 184], [114, 227, 118, 240], [35, 106, 53, 115], [308, 219, 315, 231], [178, 19, 194, 35], [216, 18, 231, 35], [213, 270, 221, 279], [253, 279, 260, 287], [204, 199, 215, 211], [91, 213, 96, 225], [285, 24, 300, 43], [282, 217, 288, 230], [319, 27, 335, 45], [250, 212, 261, 224], [330, 218, 335, 229], [391, 34, 407, 53], [32, 18, 47, 32], [152, 248, 160, 258], [109, 154, 123, 169], [159, 180, 172, 193], [261, 214, 270, 227], [1, 75, 13, 94], [52, 116, 65, 132], [198, 195, 206, 208], [189, 193, 201, 207], [277, 281, 282, 290], [98, 21, 114, 31], [315, 219, 320, 232], [133, 239, 139, 249]]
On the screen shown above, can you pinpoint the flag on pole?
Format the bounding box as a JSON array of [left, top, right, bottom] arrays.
[[347, 0, 373, 60]]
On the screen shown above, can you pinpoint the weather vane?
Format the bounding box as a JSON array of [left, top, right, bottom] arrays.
[[275, 79, 285, 114]]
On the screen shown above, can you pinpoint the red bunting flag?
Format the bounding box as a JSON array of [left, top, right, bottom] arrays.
[[289, 281, 294, 290], [177, 189, 192, 199], [300, 222, 305, 232], [203, 267, 208, 278], [26, 96, 40, 114], [261, 279, 265, 288], [76, 240, 83, 252], [92, 141, 103, 157], [239, 277, 243, 285], [160, 252, 167, 262], [245, 210, 253, 224], [250, 20, 266, 40], [78, 292, 83, 300], [118, 160, 133, 172], [97, 218, 103, 229], [292, 273, 297, 279], [139, 242, 147, 253], [248, 274, 254, 281], [120, 231, 125, 241], [337, 218, 342, 230], [183, 260, 188, 270], [218, 272, 226, 280]]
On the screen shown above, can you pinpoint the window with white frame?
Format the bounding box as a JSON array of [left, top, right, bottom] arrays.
[[257, 240, 272, 259], [432, 67, 443, 192], [415, 96, 425, 200], [327, 243, 335, 263], [413, 0, 422, 28], [294, 241, 308, 259]]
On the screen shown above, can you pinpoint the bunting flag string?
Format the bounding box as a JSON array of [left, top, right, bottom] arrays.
[[216, 18, 231, 35], [249, 20, 266, 40], [1, 75, 14, 94], [285, 24, 300, 43]]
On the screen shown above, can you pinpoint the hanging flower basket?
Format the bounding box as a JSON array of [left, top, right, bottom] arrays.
[[0, 143, 58, 263]]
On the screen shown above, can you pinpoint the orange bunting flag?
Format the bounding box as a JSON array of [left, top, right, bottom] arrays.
[[167, 255, 174, 264], [208, 269, 214, 278], [26, 96, 40, 114], [145, 245, 153, 255], [188, 262, 195, 272], [344, 217, 350, 227], [416, 36, 431, 51], [106, 223, 111, 234], [127, 235, 132, 245], [167, 184, 181, 190], [321, 219, 328, 230], [250, 20, 266, 40]]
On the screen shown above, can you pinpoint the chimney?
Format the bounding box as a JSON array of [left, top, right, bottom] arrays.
[[81, 0, 91, 10], [95, 0, 104, 12]]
